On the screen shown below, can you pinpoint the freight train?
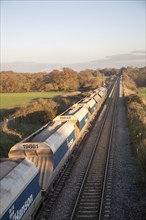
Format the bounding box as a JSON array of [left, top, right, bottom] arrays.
[[0, 87, 107, 220]]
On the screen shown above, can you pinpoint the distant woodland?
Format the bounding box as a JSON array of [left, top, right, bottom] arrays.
[[0, 68, 117, 93]]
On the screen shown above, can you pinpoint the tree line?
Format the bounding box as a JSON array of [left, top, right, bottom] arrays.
[[120, 66, 146, 88], [0, 67, 115, 93]]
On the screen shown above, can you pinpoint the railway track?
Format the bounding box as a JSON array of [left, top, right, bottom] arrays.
[[70, 79, 119, 220], [35, 78, 119, 220]]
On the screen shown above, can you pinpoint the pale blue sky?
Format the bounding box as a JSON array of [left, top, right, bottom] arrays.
[[1, 0, 146, 71]]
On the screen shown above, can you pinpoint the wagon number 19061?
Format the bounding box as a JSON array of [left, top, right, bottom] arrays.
[[23, 144, 39, 149]]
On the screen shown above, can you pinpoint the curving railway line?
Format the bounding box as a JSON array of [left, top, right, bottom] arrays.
[[35, 78, 120, 220]]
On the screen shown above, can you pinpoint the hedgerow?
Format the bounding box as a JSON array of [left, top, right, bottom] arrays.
[[123, 68, 146, 185]]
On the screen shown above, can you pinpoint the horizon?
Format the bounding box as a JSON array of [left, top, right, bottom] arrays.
[[1, 0, 146, 72]]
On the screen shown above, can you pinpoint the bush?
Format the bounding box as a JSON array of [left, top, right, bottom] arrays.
[[126, 93, 146, 185], [12, 98, 58, 123]]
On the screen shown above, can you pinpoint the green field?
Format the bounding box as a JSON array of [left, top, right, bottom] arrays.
[[0, 91, 66, 109], [138, 88, 146, 99]]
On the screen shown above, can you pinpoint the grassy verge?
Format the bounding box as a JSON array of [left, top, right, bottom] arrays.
[[138, 88, 146, 101], [126, 94, 146, 184], [123, 77, 146, 185]]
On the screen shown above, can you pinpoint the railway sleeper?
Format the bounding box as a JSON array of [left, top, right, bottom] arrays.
[[77, 205, 99, 210], [76, 209, 98, 214]]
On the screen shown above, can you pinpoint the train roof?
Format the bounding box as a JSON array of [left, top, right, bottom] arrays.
[[82, 98, 96, 105], [63, 105, 83, 115], [72, 97, 96, 112], [0, 158, 39, 219], [98, 87, 107, 92], [9, 121, 75, 157], [31, 121, 65, 142], [45, 121, 75, 153], [0, 158, 23, 180], [63, 105, 88, 117]]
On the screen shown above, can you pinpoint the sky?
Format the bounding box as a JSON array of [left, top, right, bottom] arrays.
[[1, 0, 146, 72]]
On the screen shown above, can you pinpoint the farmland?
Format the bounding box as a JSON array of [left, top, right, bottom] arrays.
[[0, 91, 67, 109]]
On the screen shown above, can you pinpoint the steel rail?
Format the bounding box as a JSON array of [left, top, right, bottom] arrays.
[[98, 78, 119, 220], [70, 79, 119, 220]]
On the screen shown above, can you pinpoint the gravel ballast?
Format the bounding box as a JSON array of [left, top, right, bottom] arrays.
[[111, 82, 146, 220]]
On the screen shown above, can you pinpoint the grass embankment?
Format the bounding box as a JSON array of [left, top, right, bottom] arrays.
[[123, 76, 146, 185], [0, 92, 85, 157]]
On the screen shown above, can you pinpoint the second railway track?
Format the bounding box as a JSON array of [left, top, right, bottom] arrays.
[[35, 78, 119, 220]]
